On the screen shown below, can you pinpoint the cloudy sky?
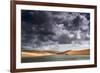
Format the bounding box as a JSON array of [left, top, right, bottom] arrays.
[[21, 10, 90, 51]]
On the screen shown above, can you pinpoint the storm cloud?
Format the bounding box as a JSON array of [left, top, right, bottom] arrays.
[[21, 10, 90, 51]]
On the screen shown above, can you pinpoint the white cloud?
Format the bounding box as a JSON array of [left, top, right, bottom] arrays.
[[79, 15, 90, 30], [68, 33, 75, 38], [30, 42, 90, 51], [53, 24, 70, 37]]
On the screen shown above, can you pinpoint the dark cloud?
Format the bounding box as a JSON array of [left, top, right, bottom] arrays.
[[21, 10, 90, 50]]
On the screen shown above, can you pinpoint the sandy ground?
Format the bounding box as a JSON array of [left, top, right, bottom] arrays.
[[21, 49, 90, 58]]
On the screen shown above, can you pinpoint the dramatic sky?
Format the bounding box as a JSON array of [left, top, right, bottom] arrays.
[[21, 10, 90, 51]]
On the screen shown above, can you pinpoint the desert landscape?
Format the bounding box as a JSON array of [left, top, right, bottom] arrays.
[[21, 49, 90, 63], [22, 49, 90, 58]]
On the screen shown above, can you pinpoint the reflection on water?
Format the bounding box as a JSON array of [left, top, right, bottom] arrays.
[[21, 55, 90, 63]]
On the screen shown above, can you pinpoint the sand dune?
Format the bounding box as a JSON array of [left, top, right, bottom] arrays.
[[22, 50, 56, 58], [63, 49, 90, 55], [21, 49, 90, 58]]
